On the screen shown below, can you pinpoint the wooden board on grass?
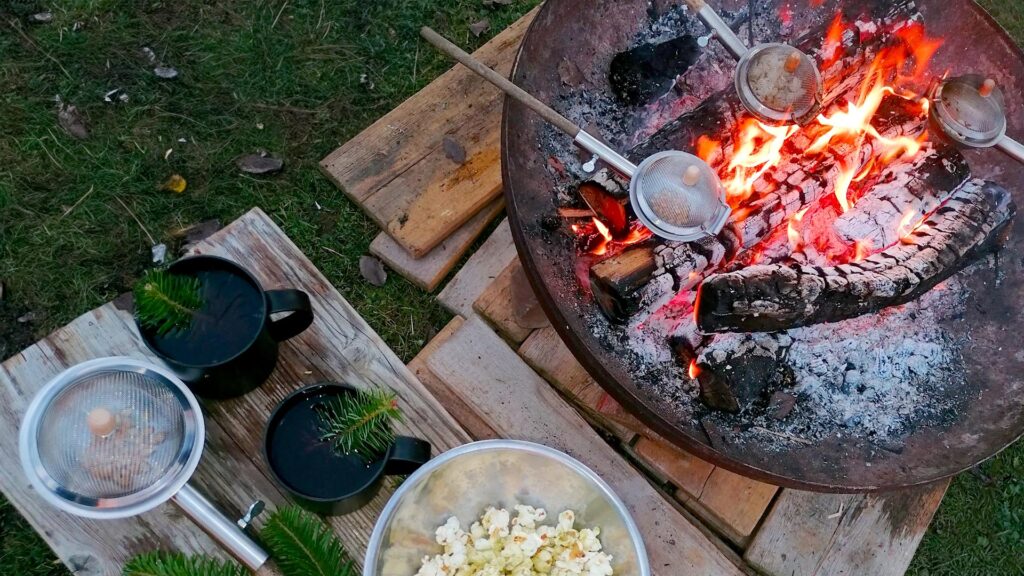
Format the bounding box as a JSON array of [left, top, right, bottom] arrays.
[[407, 316, 499, 441], [745, 482, 949, 576], [0, 208, 472, 573], [472, 258, 548, 345], [437, 218, 517, 317], [426, 315, 747, 576], [320, 10, 537, 257], [370, 198, 504, 291]]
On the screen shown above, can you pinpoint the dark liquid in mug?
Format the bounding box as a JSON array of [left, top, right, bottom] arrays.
[[268, 392, 385, 499], [149, 269, 264, 366]]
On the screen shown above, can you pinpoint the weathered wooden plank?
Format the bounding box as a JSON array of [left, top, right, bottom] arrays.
[[407, 316, 500, 441], [518, 326, 644, 441], [370, 198, 504, 292], [426, 316, 747, 576], [437, 218, 517, 317], [697, 468, 778, 548], [384, 125, 502, 257], [472, 258, 547, 345], [745, 492, 854, 576], [814, 482, 947, 576], [186, 209, 471, 560], [745, 481, 949, 576], [632, 436, 715, 500], [319, 10, 536, 257]]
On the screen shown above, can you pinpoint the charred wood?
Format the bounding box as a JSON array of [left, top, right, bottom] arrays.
[[694, 332, 795, 413], [696, 180, 1016, 333], [834, 140, 970, 248]]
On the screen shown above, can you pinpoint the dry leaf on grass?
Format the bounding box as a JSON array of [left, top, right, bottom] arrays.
[[359, 255, 388, 287], [160, 174, 187, 193], [57, 101, 89, 140], [236, 151, 284, 175], [469, 19, 491, 36]]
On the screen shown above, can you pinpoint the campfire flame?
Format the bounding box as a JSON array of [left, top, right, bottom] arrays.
[[573, 217, 652, 257], [571, 13, 945, 274], [693, 15, 942, 266]]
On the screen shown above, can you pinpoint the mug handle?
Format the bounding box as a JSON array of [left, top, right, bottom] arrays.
[[384, 436, 432, 475], [265, 289, 314, 341]]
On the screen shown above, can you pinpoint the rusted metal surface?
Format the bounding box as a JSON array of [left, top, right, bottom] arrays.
[[502, 0, 1024, 491]]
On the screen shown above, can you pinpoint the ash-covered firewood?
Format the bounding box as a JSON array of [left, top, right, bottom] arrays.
[[834, 140, 970, 248], [694, 332, 795, 413], [589, 96, 935, 322], [696, 180, 1016, 333]]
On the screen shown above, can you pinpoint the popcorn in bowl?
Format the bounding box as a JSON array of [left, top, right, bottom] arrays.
[[416, 504, 614, 576]]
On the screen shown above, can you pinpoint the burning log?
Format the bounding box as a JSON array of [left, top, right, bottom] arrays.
[[590, 96, 941, 321], [696, 179, 1016, 333], [833, 140, 970, 249], [578, 181, 629, 237], [589, 244, 658, 322]]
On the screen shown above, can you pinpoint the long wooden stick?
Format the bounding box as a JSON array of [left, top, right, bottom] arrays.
[[419, 26, 581, 137]]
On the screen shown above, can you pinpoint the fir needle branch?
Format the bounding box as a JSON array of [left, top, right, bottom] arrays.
[[318, 388, 402, 459], [122, 552, 246, 576], [261, 506, 356, 576], [134, 269, 203, 336]]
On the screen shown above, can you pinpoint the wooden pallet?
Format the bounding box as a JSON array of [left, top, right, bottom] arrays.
[[0, 209, 742, 576]]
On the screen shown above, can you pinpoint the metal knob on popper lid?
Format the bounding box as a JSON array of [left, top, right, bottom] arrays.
[[629, 151, 731, 242]]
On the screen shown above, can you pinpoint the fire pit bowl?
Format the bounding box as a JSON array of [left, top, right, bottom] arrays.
[[503, 0, 1024, 491]]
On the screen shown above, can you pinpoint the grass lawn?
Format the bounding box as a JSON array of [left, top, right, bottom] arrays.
[[0, 0, 1022, 574]]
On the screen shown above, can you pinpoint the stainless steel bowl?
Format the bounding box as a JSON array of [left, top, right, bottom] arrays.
[[364, 440, 651, 576]]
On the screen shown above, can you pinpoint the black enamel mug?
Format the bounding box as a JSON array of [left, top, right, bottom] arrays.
[[137, 255, 314, 399], [263, 383, 431, 515]]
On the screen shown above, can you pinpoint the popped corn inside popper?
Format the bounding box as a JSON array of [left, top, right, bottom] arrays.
[[416, 505, 614, 576]]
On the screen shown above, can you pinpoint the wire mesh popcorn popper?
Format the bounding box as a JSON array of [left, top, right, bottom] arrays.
[[930, 74, 1024, 164], [18, 357, 269, 571], [684, 0, 822, 124], [420, 27, 731, 242]]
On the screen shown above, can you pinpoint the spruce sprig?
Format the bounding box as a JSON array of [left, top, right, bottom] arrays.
[[318, 388, 402, 460], [134, 269, 203, 336], [123, 552, 246, 576], [262, 506, 357, 576]]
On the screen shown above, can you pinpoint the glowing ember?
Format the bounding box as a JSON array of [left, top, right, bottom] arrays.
[[572, 216, 652, 258], [852, 239, 873, 261], [688, 359, 701, 379]]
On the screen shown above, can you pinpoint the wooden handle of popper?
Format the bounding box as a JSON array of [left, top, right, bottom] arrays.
[[419, 27, 581, 138], [682, 0, 707, 10]]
